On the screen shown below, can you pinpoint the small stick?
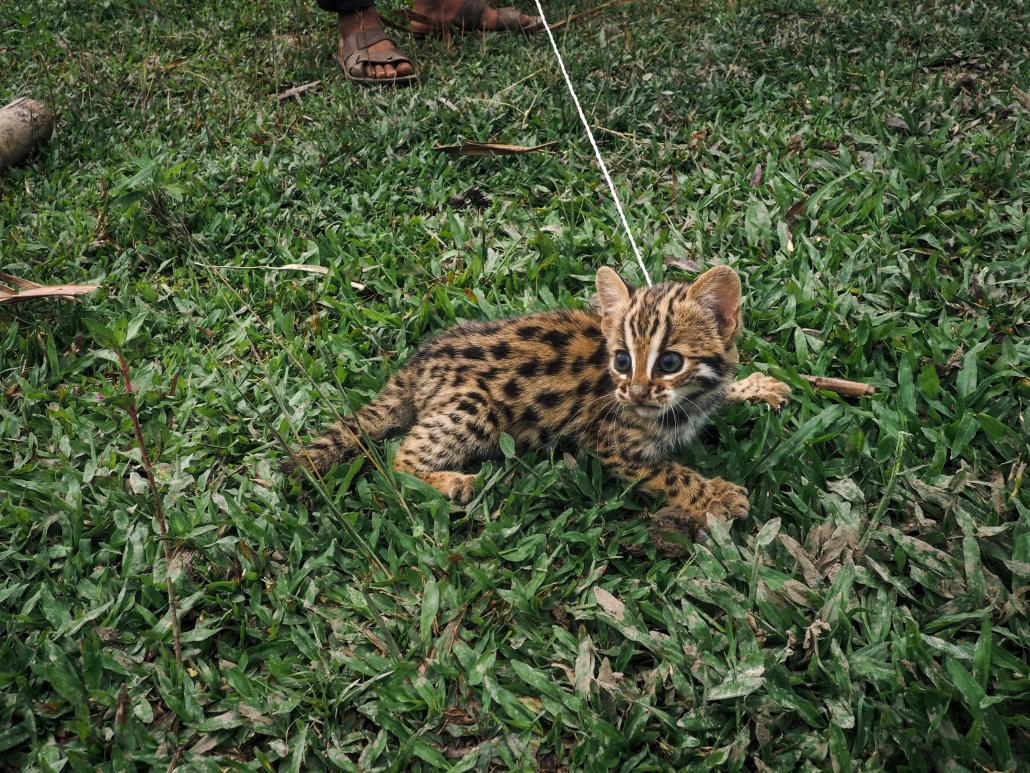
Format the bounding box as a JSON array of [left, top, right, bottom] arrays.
[[549, 0, 634, 30], [275, 79, 321, 102], [494, 67, 545, 98], [0, 270, 99, 304], [800, 375, 875, 397], [165, 746, 182, 773], [117, 353, 183, 667]]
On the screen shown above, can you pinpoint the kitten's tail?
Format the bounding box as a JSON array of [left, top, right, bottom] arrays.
[[281, 372, 415, 478]]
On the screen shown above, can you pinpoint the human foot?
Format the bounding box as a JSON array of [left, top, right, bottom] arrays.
[[337, 7, 417, 84], [407, 0, 543, 34]]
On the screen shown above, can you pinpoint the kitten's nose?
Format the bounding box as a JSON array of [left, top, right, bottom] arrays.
[[628, 384, 649, 402]]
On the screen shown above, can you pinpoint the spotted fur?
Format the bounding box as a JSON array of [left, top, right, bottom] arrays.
[[285, 266, 790, 532]]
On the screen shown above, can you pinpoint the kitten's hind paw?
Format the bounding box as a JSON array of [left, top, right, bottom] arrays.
[[648, 506, 703, 557], [726, 373, 792, 410], [279, 455, 300, 477], [647, 479, 750, 555], [659, 478, 750, 536], [279, 452, 321, 480]]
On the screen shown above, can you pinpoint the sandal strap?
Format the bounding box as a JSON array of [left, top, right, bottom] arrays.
[[403, 0, 485, 30], [491, 6, 536, 30], [402, 9, 448, 29], [343, 27, 390, 52], [377, 12, 410, 33], [345, 45, 412, 67], [341, 27, 413, 76], [454, 0, 487, 28]]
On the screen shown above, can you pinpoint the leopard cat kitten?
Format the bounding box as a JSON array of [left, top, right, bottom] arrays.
[[285, 266, 790, 532]]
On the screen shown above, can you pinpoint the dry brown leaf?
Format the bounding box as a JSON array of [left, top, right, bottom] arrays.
[[145, 56, 187, 71], [778, 579, 815, 608], [359, 627, 390, 656], [239, 704, 273, 726], [595, 657, 624, 694], [554, 662, 575, 684], [573, 637, 595, 697], [276, 263, 329, 275], [815, 524, 859, 576], [114, 687, 128, 727], [664, 255, 701, 273], [778, 533, 822, 586], [434, 141, 558, 157], [785, 198, 809, 221], [189, 733, 220, 756], [802, 619, 831, 661], [593, 586, 626, 621], [0, 272, 40, 291], [942, 344, 964, 374], [805, 520, 834, 557], [444, 742, 484, 760], [884, 116, 910, 134], [1012, 86, 1030, 111], [990, 470, 1007, 515], [0, 272, 99, 304]]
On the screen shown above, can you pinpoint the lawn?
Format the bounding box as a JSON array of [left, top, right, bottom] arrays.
[[2, 0, 1029, 769]]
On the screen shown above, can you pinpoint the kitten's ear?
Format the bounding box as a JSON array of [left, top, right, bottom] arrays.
[[595, 267, 632, 317], [687, 265, 742, 342]]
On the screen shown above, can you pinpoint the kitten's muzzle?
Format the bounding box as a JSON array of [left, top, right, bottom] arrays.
[[627, 384, 650, 402], [618, 383, 662, 411]]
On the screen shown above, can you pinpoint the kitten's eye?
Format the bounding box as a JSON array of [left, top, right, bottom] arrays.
[[657, 352, 684, 374], [613, 350, 632, 373]]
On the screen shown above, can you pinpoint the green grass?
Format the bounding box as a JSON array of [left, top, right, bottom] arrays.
[[2, 0, 1029, 769]]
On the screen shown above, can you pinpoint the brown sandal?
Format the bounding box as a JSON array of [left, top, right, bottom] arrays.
[[404, 0, 544, 36], [336, 27, 419, 87]]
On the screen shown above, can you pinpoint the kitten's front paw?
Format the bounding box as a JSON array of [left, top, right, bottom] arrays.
[[696, 478, 750, 524], [435, 472, 478, 504], [756, 376, 792, 410], [728, 373, 792, 410]]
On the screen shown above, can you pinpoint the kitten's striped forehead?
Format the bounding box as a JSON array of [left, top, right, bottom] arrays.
[[623, 283, 690, 347]]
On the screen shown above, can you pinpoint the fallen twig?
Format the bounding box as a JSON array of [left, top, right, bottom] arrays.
[[189, 261, 329, 275], [117, 353, 183, 667], [494, 67, 545, 99], [549, 0, 634, 30], [1011, 86, 1030, 112], [801, 375, 875, 397], [275, 79, 321, 102], [434, 140, 558, 156], [0, 271, 99, 304], [165, 745, 182, 773]]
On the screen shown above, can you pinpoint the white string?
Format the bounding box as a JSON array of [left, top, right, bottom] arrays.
[[529, 0, 652, 286]]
